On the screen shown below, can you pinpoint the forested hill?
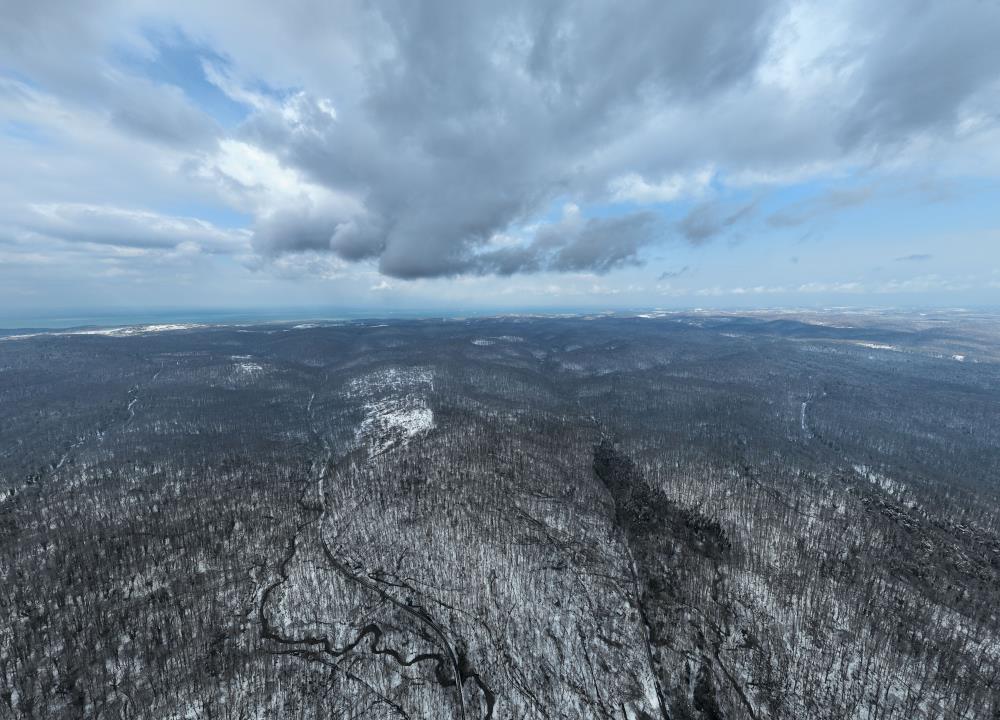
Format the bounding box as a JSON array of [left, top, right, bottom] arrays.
[[1, 312, 998, 718]]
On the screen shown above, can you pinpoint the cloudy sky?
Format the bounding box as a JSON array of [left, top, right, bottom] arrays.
[[2, 0, 999, 318]]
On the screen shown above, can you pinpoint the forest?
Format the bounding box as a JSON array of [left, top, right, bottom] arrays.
[[1, 310, 998, 719]]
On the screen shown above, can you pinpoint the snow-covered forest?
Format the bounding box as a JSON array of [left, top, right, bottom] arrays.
[[1, 311, 998, 718]]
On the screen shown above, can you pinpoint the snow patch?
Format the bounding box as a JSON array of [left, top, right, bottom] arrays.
[[357, 398, 433, 456], [854, 464, 908, 497], [349, 367, 435, 457], [74, 323, 202, 336], [855, 342, 898, 351], [346, 367, 433, 397], [1, 323, 203, 340], [471, 335, 524, 346], [359, 400, 433, 449]]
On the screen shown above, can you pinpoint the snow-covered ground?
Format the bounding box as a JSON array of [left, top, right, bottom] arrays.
[[855, 341, 898, 351], [471, 335, 524, 346], [346, 367, 433, 397], [1, 323, 203, 341], [356, 399, 434, 456], [349, 367, 435, 456], [854, 464, 910, 498], [88, 324, 202, 336]]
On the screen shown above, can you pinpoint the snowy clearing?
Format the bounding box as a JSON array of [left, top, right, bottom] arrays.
[[349, 367, 435, 457]]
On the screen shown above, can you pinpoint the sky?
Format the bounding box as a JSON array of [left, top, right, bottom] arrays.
[[1, 0, 999, 319]]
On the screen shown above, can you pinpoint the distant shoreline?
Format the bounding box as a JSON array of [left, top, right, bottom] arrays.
[[2, 305, 998, 335]]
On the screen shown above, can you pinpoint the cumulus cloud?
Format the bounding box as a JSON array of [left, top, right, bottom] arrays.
[[474, 207, 659, 276], [227, 0, 780, 278], [224, 0, 1000, 278], [2, 0, 1000, 298]]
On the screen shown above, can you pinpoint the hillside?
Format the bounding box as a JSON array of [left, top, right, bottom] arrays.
[[1, 312, 998, 719]]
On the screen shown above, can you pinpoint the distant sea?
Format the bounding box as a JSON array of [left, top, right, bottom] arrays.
[[0, 306, 581, 331], [0, 308, 446, 331]]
